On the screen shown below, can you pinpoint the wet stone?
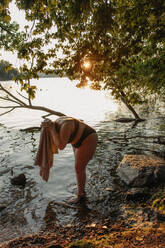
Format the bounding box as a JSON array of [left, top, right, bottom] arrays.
[[156, 212, 165, 222], [10, 173, 26, 187], [125, 187, 151, 202], [48, 245, 63, 248], [0, 168, 11, 176], [158, 137, 165, 145], [69, 246, 81, 248], [0, 204, 7, 212], [116, 154, 165, 187]]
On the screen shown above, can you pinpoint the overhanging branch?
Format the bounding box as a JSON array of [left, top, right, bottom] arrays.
[[0, 106, 21, 116], [16, 90, 29, 101], [0, 23, 13, 35], [0, 83, 66, 119], [0, 83, 26, 106]]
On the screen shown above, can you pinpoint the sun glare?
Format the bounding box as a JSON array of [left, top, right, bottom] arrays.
[[81, 59, 92, 72], [83, 61, 91, 69]]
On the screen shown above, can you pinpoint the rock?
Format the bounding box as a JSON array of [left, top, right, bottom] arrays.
[[125, 187, 151, 202], [0, 168, 11, 176], [69, 246, 79, 248], [116, 154, 165, 187], [115, 118, 135, 123], [48, 245, 63, 248], [10, 173, 26, 187], [0, 204, 7, 212], [158, 137, 165, 145], [69, 246, 81, 248], [156, 212, 165, 222]]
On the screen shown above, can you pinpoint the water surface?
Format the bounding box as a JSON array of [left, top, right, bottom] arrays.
[[0, 78, 165, 243]]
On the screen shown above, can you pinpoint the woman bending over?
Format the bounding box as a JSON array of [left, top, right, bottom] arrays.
[[54, 116, 98, 202]]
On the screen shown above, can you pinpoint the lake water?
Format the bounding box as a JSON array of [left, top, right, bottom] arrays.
[[0, 77, 118, 129], [0, 77, 165, 243]]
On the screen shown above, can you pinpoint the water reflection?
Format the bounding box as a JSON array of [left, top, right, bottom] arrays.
[[0, 78, 119, 129], [43, 201, 57, 231]]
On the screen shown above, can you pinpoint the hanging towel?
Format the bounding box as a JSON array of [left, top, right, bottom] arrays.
[[34, 119, 59, 182]]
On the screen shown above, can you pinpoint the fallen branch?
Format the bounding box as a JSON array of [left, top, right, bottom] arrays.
[[20, 126, 41, 132]]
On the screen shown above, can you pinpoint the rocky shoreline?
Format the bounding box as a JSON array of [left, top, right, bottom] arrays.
[[1, 115, 165, 247], [0, 210, 165, 247], [1, 154, 165, 247]]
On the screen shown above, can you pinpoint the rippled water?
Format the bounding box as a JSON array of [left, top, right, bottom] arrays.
[[0, 78, 165, 243]]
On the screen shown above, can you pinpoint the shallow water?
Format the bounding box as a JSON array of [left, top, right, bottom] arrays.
[[0, 78, 165, 243]]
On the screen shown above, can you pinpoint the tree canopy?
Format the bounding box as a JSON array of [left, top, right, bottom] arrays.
[[0, 60, 19, 80], [0, 0, 25, 51], [0, 0, 165, 119]]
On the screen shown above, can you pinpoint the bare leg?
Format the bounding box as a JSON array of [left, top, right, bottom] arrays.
[[73, 133, 98, 199]]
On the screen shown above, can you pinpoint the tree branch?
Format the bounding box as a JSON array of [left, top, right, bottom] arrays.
[[0, 107, 20, 116], [0, 83, 66, 119], [0, 96, 22, 105], [120, 91, 141, 120], [0, 105, 22, 109], [16, 90, 29, 101], [21, 104, 66, 117], [27, 78, 32, 106], [42, 113, 53, 119], [0, 83, 26, 106], [0, 23, 13, 35]]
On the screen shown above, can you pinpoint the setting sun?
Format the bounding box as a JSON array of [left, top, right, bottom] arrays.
[[81, 59, 92, 72], [83, 61, 91, 69]]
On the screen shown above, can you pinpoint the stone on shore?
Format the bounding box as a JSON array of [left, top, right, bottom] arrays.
[[125, 187, 151, 202], [0, 204, 6, 212], [116, 154, 165, 187], [10, 173, 26, 187]]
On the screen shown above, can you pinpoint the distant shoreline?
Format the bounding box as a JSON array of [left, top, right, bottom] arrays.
[[0, 74, 59, 81]]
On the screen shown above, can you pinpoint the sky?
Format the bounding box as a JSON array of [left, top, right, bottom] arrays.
[[2, 1, 30, 67], [9, 1, 28, 30], [2, 1, 63, 68]]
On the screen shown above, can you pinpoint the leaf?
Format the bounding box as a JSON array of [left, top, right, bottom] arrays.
[[5, 66, 12, 72], [51, 0, 57, 6], [148, 14, 157, 24], [4, 15, 11, 23]]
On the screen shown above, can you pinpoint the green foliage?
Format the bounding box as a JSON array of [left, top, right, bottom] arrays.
[[151, 185, 165, 214], [0, 19, 25, 51], [152, 197, 165, 214], [16, 0, 164, 105], [0, 59, 19, 80], [0, 0, 26, 51], [1, 0, 165, 112]]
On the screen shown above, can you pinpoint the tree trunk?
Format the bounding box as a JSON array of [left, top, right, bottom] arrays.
[[120, 91, 141, 120]]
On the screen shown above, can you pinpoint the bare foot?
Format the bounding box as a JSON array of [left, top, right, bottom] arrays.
[[68, 195, 86, 204]]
